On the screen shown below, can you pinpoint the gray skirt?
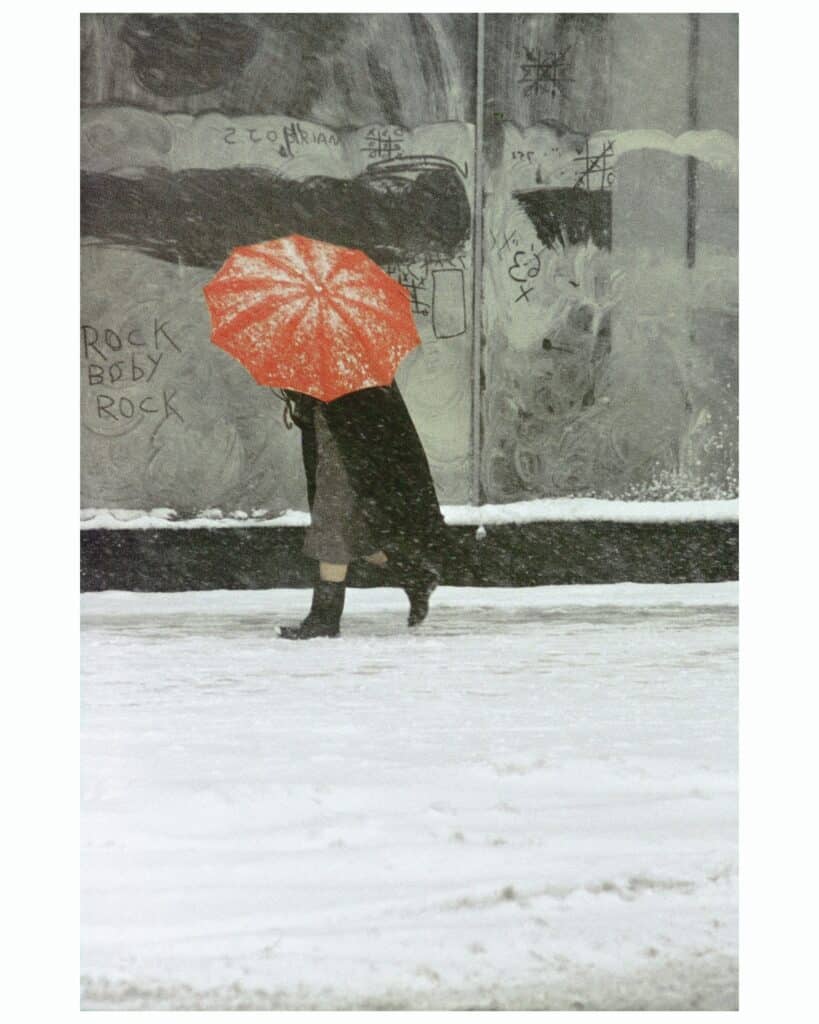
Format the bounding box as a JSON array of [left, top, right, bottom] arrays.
[[303, 405, 377, 563]]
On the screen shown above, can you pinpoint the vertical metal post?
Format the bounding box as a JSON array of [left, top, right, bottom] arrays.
[[686, 12, 700, 268], [471, 12, 486, 505]]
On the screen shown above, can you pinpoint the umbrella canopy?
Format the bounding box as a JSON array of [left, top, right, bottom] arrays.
[[202, 234, 421, 402]]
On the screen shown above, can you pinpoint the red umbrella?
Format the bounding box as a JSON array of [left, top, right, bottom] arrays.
[[202, 234, 421, 402]]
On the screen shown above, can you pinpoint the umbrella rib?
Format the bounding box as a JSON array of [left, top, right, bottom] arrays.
[[206, 279, 307, 321], [315, 299, 331, 399], [322, 255, 368, 290], [265, 299, 326, 386], [246, 247, 314, 284], [328, 291, 413, 334], [324, 297, 395, 381], [212, 291, 310, 345], [208, 274, 305, 294], [239, 298, 326, 390]]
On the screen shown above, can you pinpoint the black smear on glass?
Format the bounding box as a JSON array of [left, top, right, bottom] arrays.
[[365, 50, 402, 126], [513, 187, 612, 251], [409, 14, 448, 110], [81, 164, 471, 270], [120, 14, 259, 97]]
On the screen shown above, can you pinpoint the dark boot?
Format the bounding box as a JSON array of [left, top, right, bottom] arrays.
[[381, 552, 439, 627], [278, 580, 346, 639], [405, 564, 439, 627]]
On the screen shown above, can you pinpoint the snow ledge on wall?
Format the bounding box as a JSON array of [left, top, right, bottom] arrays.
[[80, 498, 738, 531]]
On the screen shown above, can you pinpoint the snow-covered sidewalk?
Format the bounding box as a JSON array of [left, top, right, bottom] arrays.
[[81, 582, 738, 1010]]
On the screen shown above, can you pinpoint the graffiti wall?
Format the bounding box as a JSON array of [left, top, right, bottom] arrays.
[[80, 13, 737, 514], [481, 12, 738, 502], [80, 13, 477, 513], [80, 116, 474, 513]]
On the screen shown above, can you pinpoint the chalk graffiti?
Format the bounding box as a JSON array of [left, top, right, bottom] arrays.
[[81, 320, 181, 359], [81, 320, 184, 436], [508, 251, 540, 283], [360, 126, 405, 160], [507, 248, 542, 304], [518, 47, 573, 100], [363, 154, 469, 181], [219, 123, 341, 152], [385, 248, 470, 329], [488, 227, 522, 258], [431, 269, 467, 338], [573, 139, 615, 191], [386, 261, 431, 317]]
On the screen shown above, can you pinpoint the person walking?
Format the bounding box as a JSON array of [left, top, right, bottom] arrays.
[[202, 233, 449, 639], [277, 383, 446, 639]]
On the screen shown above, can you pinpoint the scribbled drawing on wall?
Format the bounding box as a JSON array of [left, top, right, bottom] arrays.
[[432, 270, 467, 339], [518, 46, 573, 101]]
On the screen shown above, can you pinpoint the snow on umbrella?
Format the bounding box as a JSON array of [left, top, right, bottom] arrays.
[[202, 234, 421, 402]]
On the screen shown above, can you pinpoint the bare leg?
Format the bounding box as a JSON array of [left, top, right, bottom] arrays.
[[319, 561, 348, 582]]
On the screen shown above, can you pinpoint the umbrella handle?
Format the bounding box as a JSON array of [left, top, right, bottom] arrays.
[[273, 388, 295, 431]]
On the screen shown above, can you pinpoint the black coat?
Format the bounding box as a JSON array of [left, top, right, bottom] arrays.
[[285, 383, 448, 565]]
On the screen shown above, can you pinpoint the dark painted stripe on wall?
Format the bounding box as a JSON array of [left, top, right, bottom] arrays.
[[81, 163, 472, 271]]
